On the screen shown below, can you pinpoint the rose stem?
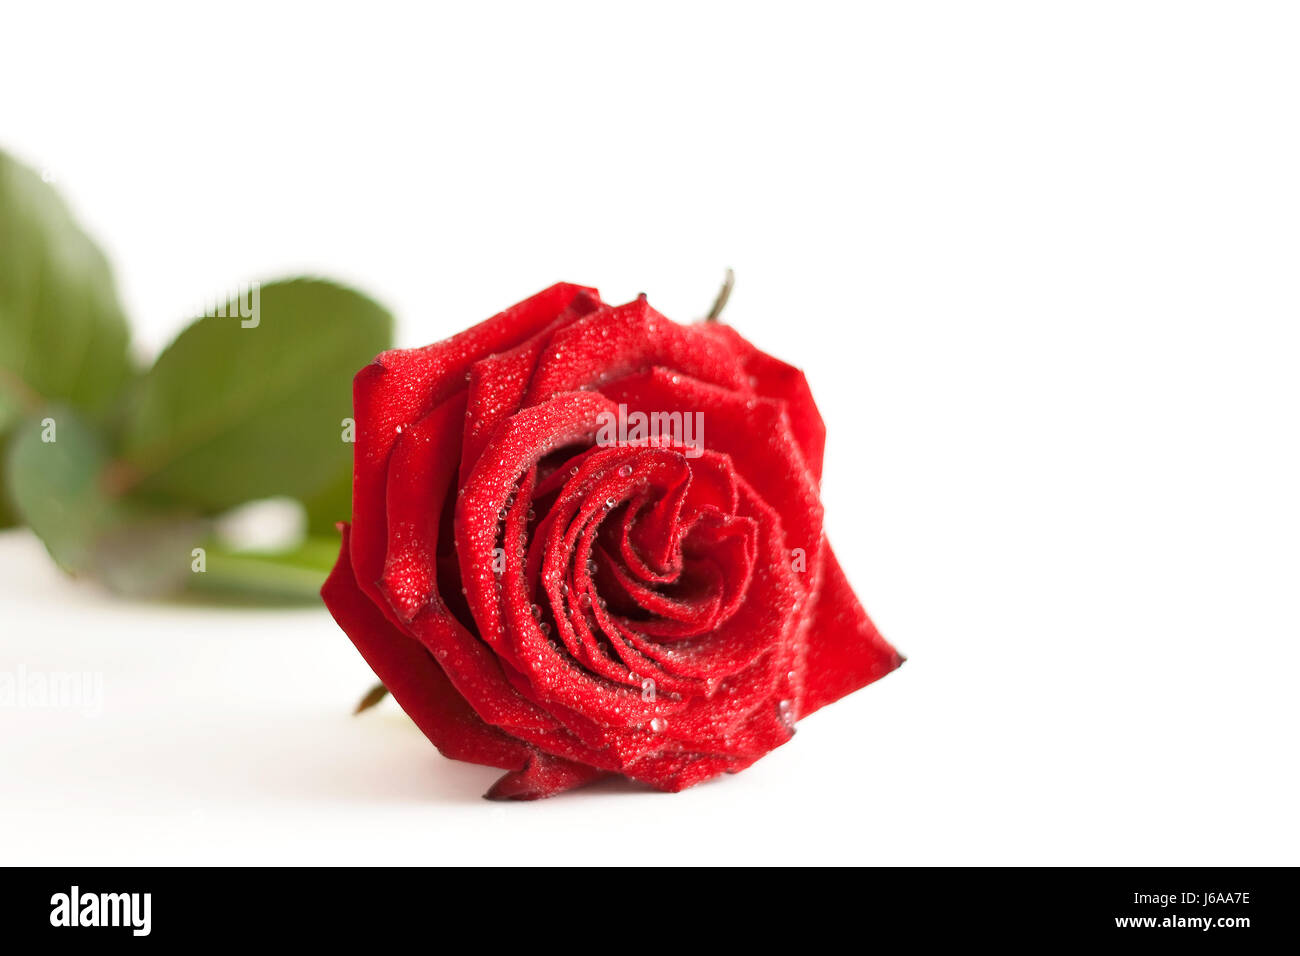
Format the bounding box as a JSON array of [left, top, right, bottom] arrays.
[[704, 268, 735, 323]]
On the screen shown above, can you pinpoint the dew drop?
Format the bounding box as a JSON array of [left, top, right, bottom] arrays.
[[617, 465, 633, 478], [778, 699, 796, 727], [649, 717, 667, 733]]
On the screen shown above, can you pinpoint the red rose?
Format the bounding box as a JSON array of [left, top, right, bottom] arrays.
[[322, 283, 902, 799]]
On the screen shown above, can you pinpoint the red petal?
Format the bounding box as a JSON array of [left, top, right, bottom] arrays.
[[801, 545, 904, 716], [485, 754, 607, 801], [522, 297, 751, 402], [350, 283, 600, 629], [322, 526, 530, 770], [699, 323, 827, 484], [325, 526, 605, 799]]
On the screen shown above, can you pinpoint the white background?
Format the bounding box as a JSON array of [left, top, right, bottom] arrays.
[[2, 1, 1298, 865]]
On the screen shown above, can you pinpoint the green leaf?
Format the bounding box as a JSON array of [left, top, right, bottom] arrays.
[[93, 512, 209, 597], [117, 278, 391, 512], [4, 406, 207, 590], [0, 153, 133, 434], [5, 407, 117, 571], [186, 534, 340, 603], [301, 463, 353, 535], [0, 432, 18, 528]]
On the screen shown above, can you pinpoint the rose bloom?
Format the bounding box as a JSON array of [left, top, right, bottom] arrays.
[[323, 283, 902, 799]]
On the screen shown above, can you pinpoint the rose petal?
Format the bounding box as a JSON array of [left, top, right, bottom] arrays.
[[698, 322, 827, 484], [485, 754, 608, 801], [323, 526, 530, 770], [801, 544, 904, 716], [351, 283, 600, 629]]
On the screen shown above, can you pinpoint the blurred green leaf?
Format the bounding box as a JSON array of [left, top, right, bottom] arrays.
[[5, 407, 117, 571], [117, 278, 390, 512], [0, 153, 133, 437], [186, 534, 340, 603], [5, 406, 207, 590], [0, 432, 17, 528], [301, 463, 353, 536], [94, 512, 209, 597]]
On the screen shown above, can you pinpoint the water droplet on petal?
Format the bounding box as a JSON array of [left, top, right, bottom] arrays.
[[617, 465, 633, 478], [778, 699, 796, 727], [649, 717, 667, 733]]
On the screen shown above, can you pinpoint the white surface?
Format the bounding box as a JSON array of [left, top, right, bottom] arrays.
[[2, 2, 1299, 865]]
